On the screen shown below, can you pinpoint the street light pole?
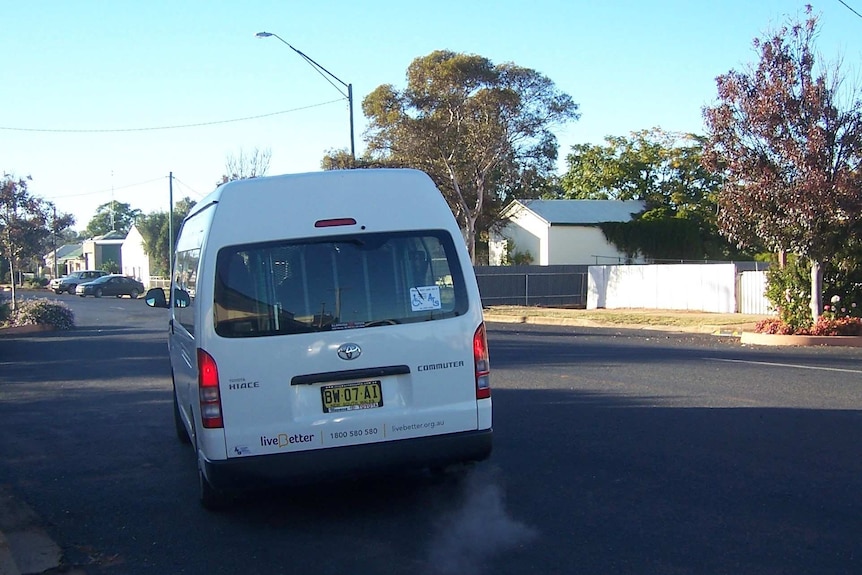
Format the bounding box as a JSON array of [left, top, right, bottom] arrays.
[[256, 32, 355, 162]]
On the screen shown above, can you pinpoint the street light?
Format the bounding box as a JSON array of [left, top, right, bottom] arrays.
[[256, 31, 355, 162]]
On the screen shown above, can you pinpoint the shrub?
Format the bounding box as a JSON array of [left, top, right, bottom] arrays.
[[0, 298, 10, 325], [24, 277, 49, 288], [755, 312, 862, 336], [764, 255, 812, 332], [809, 316, 862, 336], [7, 298, 75, 330], [754, 318, 796, 335]]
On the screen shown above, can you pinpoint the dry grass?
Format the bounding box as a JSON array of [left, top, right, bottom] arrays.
[[484, 305, 769, 333]]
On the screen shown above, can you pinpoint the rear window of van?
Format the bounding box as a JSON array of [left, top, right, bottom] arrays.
[[213, 230, 469, 337]]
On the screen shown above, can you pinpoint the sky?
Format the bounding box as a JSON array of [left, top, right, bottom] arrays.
[[2, 1, 862, 232]]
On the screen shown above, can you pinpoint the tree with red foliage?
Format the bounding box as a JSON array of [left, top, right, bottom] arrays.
[[0, 174, 75, 309], [702, 6, 862, 323]]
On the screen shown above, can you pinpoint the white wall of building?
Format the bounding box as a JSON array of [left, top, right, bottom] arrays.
[[547, 226, 639, 266], [489, 222, 543, 265], [121, 225, 150, 283], [491, 216, 636, 266]]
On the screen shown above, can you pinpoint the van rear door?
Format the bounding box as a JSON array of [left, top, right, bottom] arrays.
[[205, 230, 482, 458]]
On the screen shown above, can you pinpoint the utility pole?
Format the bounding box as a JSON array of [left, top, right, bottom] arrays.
[[169, 172, 173, 278], [111, 170, 116, 231], [52, 204, 58, 278]]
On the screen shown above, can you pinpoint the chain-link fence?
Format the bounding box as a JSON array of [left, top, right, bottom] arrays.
[[474, 265, 588, 307]]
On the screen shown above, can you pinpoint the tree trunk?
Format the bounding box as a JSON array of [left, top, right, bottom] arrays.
[[464, 215, 478, 265], [810, 259, 823, 323], [8, 256, 17, 311]]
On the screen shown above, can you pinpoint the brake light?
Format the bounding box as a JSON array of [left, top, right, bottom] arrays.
[[197, 349, 224, 428], [314, 217, 357, 228], [473, 323, 491, 399]]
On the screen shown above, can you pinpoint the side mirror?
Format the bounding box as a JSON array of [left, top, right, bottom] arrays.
[[145, 287, 168, 309], [173, 288, 191, 309]]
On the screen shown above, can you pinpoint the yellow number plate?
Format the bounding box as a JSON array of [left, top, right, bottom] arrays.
[[321, 380, 383, 413]]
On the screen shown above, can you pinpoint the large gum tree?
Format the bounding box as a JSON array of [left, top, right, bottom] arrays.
[[361, 50, 579, 263], [702, 7, 862, 322]]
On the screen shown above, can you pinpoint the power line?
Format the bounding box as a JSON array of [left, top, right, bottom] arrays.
[[170, 176, 207, 199], [42, 177, 167, 200], [0, 99, 344, 133], [837, 0, 862, 19]]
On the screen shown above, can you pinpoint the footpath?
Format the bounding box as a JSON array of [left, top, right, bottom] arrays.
[[0, 300, 762, 574]]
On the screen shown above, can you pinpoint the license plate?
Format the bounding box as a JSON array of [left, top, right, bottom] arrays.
[[321, 380, 383, 413]]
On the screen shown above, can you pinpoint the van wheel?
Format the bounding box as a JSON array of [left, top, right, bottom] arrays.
[[199, 467, 228, 511], [194, 423, 229, 510], [173, 386, 191, 444]]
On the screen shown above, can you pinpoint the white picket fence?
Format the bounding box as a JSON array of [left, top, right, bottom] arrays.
[[587, 264, 773, 314]]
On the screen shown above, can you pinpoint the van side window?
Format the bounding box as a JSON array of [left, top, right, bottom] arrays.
[[174, 248, 200, 334], [213, 231, 468, 338]]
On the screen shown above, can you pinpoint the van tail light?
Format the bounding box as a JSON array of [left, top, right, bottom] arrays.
[[473, 323, 491, 400], [197, 349, 224, 428]]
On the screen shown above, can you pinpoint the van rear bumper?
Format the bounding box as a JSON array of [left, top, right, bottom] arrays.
[[203, 429, 492, 491]]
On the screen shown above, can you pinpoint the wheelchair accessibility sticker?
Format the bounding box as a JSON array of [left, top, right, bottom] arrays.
[[410, 286, 442, 311]]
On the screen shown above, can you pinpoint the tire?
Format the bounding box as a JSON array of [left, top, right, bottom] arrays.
[[53, 289, 62, 295], [194, 424, 229, 510], [94, 288, 103, 298], [130, 289, 140, 299], [199, 466, 228, 511], [67, 284, 77, 294]]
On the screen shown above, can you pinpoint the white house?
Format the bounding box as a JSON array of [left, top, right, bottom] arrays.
[[81, 231, 125, 271], [121, 225, 150, 283], [489, 199, 646, 266]]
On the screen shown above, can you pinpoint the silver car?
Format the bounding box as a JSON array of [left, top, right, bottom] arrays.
[[49, 270, 108, 294]]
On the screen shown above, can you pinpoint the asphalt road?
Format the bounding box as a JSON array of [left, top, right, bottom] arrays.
[[1, 293, 861, 574]]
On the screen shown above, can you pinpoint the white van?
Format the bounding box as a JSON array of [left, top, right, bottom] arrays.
[[146, 169, 492, 508]]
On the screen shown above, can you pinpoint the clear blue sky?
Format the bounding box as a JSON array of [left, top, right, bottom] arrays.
[[2, 1, 861, 232]]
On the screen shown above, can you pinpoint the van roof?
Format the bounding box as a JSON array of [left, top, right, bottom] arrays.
[[188, 169, 458, 245]]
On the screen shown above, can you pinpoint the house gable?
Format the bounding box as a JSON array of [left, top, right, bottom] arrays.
[[491, 199, 646, 265]]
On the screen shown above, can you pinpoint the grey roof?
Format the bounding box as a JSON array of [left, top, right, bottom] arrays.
[[510, 199, 645, 225], [44, 244, 82, 260], [93, 230, 127, 240]]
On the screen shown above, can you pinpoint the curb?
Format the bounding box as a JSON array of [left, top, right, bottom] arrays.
[[0, 325, 55, 338], [740, 332, 862, 347]]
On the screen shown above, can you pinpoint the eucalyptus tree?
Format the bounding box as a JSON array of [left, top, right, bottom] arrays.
[[84, 201, 142, 238], [559, 128, 739, 260], [137, 197, 196, 276], [360, 50, 579, 262]]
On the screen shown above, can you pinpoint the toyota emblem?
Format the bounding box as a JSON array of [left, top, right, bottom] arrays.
[[337, 343, 362, 360]]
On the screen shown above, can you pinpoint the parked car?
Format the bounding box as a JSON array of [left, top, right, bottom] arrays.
[[76, 274, 144, 298], [49, 270, 108, 294]]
